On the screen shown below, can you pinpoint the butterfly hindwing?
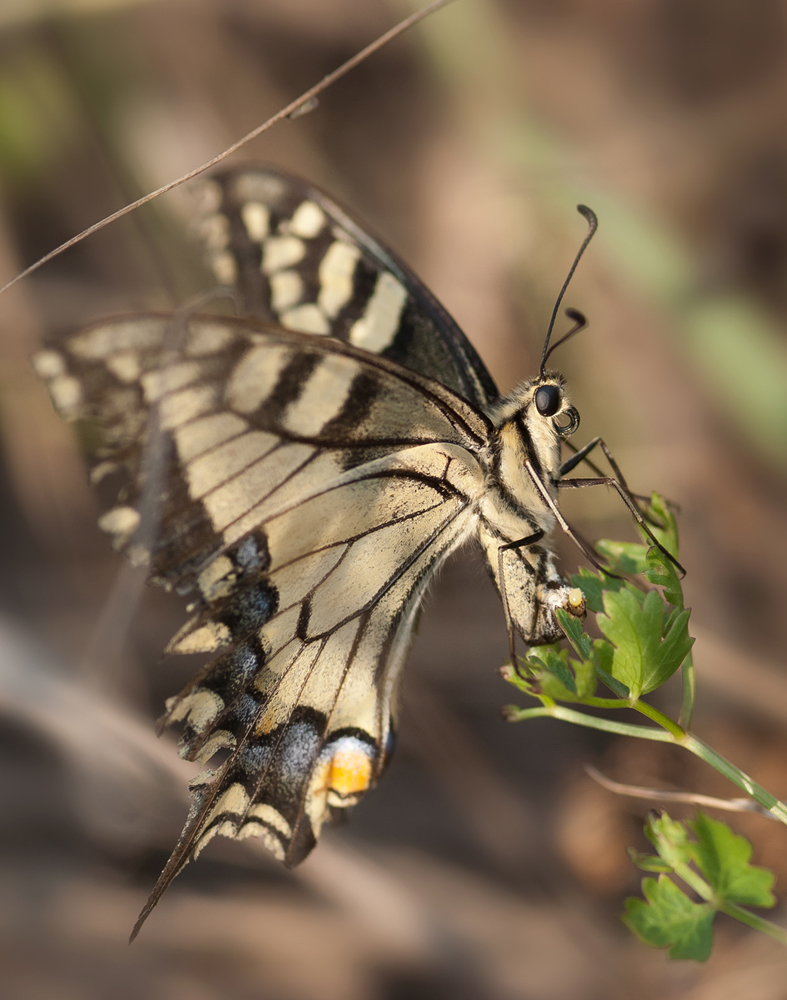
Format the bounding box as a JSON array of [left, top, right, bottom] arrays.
[[192, 166, 499, 409], [34, 313, 491, 900]]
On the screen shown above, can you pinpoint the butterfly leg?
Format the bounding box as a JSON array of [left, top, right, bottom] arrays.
[[497, 529, 544, 671], [558, 468, 686, 576], [523, 459, 626, 579], [561, 437, 675, 513]]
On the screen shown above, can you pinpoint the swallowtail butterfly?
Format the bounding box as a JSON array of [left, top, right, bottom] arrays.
[[35, 166, 596, 934]]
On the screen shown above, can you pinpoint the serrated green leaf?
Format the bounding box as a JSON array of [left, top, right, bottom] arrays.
[[555, 608, 593, 660], [649, 608, 694, 691], [628, 849, 673, 873], [641, 494, 679, 558], [690, 812, 776, 908], [597, 590, 693, 697], [593, 639, 630, 697], [573, 655, 597, 699], [595, 538, 649, 574], [597, 589, 662, 699], [523, 646, 577, 699], [646, 547, 684, 608], [623, 876, 715, 961], [646, 812, 694, 869]]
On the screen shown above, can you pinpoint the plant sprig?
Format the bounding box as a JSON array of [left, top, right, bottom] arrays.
[[624, 812, 783, 960], [502, 493, 787, 959]]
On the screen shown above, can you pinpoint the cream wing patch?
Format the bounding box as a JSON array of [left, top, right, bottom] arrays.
[[349, 272, 408, 352], [318, 241, 361, 319], [225, 344, 292, 414], [281, 354, 360, 437]]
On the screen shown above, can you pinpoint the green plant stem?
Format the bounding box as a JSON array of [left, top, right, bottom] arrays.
[[509, 697, 787, 827], [630, 699, 685, 739], [669, 860, 714, 902], [718, 902, 787, 945], [669, 858, 787, 944], [505, 704, 674, 741], [680, 652, 695, 730], [681, 735, 787, 826]]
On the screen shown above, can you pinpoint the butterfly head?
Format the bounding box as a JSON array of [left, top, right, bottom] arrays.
[[486, 373, 579, 501]]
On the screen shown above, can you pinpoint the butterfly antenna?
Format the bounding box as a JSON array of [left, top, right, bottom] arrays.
[[542, 307, 588, 366], [539, 205, 598, 376]]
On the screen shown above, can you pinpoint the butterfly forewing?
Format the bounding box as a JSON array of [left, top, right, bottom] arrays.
[[193, 166, 499, 409]]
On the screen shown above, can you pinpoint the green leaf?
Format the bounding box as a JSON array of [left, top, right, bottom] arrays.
[[555, 608, 593, 660], [646, 546, 684, 609], [595, 538, 649, 575], [628, 849, 673, 873], [573, 655, 597, 699], [646, 812, 694, 869], [597, 589, 693, 698], [691, 812, 776, 908], [597, 589, 662, 699], [641, 494, 679, 558], [592, 639, 629, 697], [623, 876, 715, 961], [524, 646, 576, 699]]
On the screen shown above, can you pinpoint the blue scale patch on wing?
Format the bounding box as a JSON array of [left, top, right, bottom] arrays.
[[34, 311, 492, 938]]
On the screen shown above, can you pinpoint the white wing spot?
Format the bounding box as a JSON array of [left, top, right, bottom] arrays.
[[280, 303, 330, 335], [197, 555, 234, 600], [318, 241, 361, 318], [48, 375, 83, 414], [226, 344, 292, 413], [288, 200, 325, 238], [172, 621, 232, 654], [195, 730, 236, 763], [105, 351, 141, 383], [282, 354, 359, 437], [31, 350, 65, 379], [68, 320, 163, 359], [261, 236, 306, 274], [349, 272, 408, 353], [97, 506, 140, 537], [211, 250, 237, 285], [204, 782, 250, 826], [248, 804, 292, 838], [236, 823, 286, 860], [233, 172, 287, 204], [186, 321, 236, 356], [168, 688, 224, 732], [270, 269, 303, 312], [240, 201, 270, 241]]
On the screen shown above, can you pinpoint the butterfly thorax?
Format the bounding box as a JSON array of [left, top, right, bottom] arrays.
[[478, 374, 568, 543]]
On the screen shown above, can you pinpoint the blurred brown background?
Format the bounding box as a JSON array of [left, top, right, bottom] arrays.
[[2, 0, 787, 997]]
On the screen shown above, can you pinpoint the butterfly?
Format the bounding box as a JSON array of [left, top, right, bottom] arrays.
[[34, 166, 610, 937]]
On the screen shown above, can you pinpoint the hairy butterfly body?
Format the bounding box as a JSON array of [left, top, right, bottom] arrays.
[[34, 167, 586, 934]]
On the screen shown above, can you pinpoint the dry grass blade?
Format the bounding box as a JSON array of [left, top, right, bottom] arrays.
[[0, 0, 456, 298]]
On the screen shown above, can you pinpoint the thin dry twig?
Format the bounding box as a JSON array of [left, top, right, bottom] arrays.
[[0, 0, 456, 299], [585, 764, 778, 820]]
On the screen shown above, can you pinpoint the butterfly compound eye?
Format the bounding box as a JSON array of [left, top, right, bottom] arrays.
[[534, 384, 561, 417]]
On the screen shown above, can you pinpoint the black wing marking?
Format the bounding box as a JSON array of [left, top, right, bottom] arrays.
[[190, 166, 500, 409], [33, 313, 490, 934]]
